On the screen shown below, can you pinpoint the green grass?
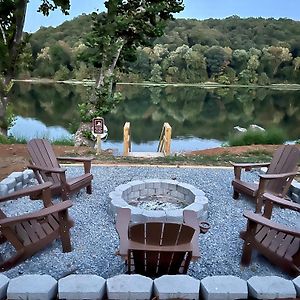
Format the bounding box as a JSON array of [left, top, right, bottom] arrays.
[[0, 135, 74, 146], [90, 149, 272, 166], [0, 135, 27, 144], [228, 128, 286, 146], [52, 138, 74, 146]]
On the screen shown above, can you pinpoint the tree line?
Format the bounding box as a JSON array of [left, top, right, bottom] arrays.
[[21, 15, 300, 84]]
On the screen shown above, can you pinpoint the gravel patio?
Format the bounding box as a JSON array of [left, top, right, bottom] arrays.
[[1, 165, 299, 280]]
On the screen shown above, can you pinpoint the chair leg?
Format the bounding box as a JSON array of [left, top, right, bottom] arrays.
[[61, 187, 70, 201], [0, 250, 25, 272], [255, 196, 264, 213], [233, 190, 239, 199], [59, 211, 72, 253], [86, 184, 92, 194], [240, 240, 253, 266]]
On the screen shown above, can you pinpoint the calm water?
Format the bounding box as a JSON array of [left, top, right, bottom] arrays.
[[9, 82, 300, 153]]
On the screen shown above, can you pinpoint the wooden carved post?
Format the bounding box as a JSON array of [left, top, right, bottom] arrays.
[[123, 122, 131, 156], [164, 123, 172, 156]]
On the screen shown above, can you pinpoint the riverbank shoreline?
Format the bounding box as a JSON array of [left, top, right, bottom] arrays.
[[13, 78, 300, 90], [0, 143, 285, 181]]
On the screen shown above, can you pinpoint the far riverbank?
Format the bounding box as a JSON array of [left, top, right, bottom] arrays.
[[13, 78, 300, 90]]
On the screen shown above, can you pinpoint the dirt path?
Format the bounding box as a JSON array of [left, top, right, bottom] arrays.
[[0, 143, 282, 180]]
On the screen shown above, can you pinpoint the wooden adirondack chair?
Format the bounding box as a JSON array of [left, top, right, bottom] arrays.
[[116, 208, 200, 277], [27, 138, 93, 201], [231, 144, 300, 212], [0, 182, 73, 271], [240, 193, 300, 276]]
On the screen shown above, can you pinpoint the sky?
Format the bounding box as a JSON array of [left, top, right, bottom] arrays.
[[24, 0, 300, 33]]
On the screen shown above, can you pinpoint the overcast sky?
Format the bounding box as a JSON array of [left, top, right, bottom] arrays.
[[24, 0, 300, 33]]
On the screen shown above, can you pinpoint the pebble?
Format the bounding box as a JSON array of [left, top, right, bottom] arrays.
[[1, 166, 297, 280]]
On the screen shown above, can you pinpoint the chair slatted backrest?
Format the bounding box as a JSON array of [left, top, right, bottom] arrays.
[[128, 222, 195, 276], [266, 145, 300, 194], [27, 139, 61, 185]]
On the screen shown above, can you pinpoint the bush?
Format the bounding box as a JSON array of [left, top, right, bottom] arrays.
[[228, 128, 286, 146], [0, 135, 26, 144]]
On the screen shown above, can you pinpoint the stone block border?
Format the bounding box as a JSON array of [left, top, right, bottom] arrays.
[[109, 179, 208, 223], [1, 274, 300, 300], [0, 169, 299, 299], [289, 179, 300, 204], [0, 170, 36, 196]]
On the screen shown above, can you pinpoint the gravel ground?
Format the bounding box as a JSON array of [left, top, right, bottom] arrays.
[[1, 166, 299, 280]]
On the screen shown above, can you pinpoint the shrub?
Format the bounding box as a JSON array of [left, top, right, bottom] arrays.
[[0, 135, 26, 144], [228, 128, 286, 146]]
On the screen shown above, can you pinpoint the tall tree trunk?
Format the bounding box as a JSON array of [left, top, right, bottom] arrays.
[[0, 97, 8, 136], [0, 1, 27, 136], [75, 40, 124, 146]]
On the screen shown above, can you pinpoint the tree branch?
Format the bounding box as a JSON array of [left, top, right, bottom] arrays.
[[8, 0, 27, 77], [0, 24, 7, 45]]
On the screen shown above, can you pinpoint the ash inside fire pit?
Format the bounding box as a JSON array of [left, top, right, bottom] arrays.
[[128, 194, 186, 210]]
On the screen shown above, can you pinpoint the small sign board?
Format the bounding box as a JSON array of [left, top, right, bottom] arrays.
[[92, 117, 104, 135]]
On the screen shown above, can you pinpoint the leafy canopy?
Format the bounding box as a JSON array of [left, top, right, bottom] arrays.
[[0, 0, 70, 76], [85, 0, 184, 69]]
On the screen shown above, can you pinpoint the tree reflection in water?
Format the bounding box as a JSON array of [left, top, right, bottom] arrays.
[[9, 82, 300, 152]]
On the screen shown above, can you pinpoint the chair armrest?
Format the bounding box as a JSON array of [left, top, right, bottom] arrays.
[[0, 182, 52, 203], [259, 171, 298, 180], [116, 207, 131, 257], [57, 157, 93, 163], [57, 157, 92, 174], [183, 210, 200, 258], [28, 164, 67, 174], [230, 161, 270, 169], [0, 200, 73, 227], [243, 210, 300, 237], [263, 193, 300, 212]]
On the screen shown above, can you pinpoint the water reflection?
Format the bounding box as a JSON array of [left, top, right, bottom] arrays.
[[8, 116, 72, 140], [9, 82, 300, 153]]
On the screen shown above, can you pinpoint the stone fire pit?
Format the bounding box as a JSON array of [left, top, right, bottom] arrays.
[[109, 179, 208, 222]]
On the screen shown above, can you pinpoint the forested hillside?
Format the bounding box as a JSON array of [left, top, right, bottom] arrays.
[[21, 15, 300, 84]]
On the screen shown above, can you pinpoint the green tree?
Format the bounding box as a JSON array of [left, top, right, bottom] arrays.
[[150, 64, 163, 83], [184, 47, 207, 82], [74, 62, 91, 80], [260, 46, 292, 78], [54, 65, 70, 80], [75, 0, 184, 145], [293, 57, 300, 71], [0, 0, 70, 136], [204, 46, 232, 78], [49, 40, 73, 72], [231, 49, 248, 74]]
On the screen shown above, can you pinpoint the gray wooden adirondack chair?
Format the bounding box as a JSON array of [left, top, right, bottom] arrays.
[[231, 144, 300, 212], [27, 138, 93, 201]]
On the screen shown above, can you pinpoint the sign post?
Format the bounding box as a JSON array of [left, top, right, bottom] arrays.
[[92, 117, 104, 155]]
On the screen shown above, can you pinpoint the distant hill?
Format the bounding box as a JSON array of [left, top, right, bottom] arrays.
[[29, 14, 93, 57], [24, 15, 300, 84], [29, 15, 300, 54]]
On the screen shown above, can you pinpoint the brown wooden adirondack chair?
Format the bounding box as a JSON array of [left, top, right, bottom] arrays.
[[240, 192, 300, 276], [27, 138, 93, 201], [0, 182, 73, 271], [116, 208, 200, 277], [231, 144, 300, 212]]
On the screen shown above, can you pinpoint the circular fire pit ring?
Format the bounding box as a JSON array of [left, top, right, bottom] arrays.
[[109, 179, 208, 223]]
